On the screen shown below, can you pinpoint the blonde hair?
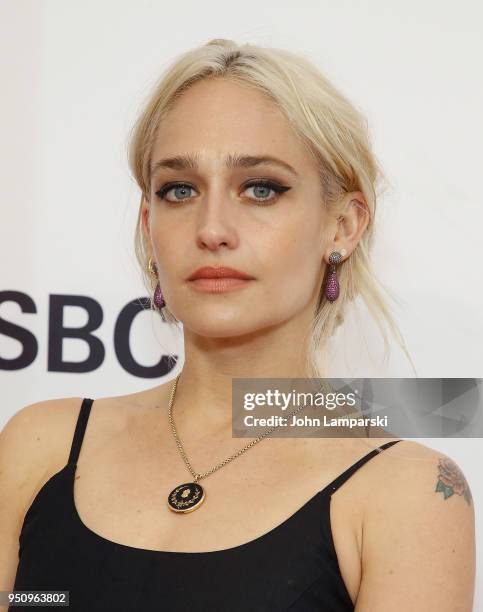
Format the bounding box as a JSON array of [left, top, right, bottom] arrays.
[[127, 38, 416, 378]]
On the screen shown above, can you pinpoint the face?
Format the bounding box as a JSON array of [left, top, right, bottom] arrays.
[[142, 78, 336, 338]]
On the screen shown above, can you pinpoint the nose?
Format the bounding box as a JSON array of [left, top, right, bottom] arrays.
[[195, 191, 239, 251]]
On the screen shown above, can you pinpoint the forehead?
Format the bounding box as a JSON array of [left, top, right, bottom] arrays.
[[151, 78, 313, 172]]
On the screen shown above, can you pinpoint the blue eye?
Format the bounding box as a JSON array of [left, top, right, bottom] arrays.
[[243, 180, 290, 204], [155, 180, 290, 206], [155, 183, 195, 203]]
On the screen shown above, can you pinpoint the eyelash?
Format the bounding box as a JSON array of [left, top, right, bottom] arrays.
[[154, 179, 290, 206]]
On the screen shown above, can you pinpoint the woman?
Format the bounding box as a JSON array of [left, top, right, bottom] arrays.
[[0, 39, 475, 611]]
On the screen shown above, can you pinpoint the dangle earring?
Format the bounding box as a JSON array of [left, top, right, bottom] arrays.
[[324, 250, 344, 302], [147, 257, 166, 310]]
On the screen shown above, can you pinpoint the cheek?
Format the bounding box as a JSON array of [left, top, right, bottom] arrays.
[[148, 215, 183, 270], [261, 220, 323, 297]]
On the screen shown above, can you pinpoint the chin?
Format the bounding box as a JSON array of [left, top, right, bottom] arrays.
[[182, 314, 267, 339]]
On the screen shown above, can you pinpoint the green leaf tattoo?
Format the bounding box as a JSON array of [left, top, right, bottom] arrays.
[[435, 457, 472, 506]]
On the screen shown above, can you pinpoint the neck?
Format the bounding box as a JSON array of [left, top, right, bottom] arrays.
[[169, 311, 319, 434]]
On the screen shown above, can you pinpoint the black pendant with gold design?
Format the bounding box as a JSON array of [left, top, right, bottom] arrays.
[[167, 482, 205, 513]]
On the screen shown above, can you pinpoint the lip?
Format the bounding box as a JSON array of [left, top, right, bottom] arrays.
[[188, 277, 253, 293], [187, 266, 255, 281]]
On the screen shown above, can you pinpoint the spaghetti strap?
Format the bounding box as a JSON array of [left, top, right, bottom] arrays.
[[67, 398, 94, 467], [320, 439, 403, 497]]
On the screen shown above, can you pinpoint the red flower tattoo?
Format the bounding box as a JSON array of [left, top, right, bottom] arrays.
[[435, 457, 472, 505]]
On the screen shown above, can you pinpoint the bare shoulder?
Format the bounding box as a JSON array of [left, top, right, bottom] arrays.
[[0, 397, 86, 473], [0, 397, 87, 511], [0, 383, 171, 512], [355, 439, 476, 611], [2, 381, 175, 461], [362, 438, 475, 521], [366, 438, 474, 505]]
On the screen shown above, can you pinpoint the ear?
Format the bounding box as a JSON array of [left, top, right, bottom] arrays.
[[325, 191, 369, 261]]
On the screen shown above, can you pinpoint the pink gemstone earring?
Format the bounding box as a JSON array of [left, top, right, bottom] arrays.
[[147, 257, 166, 310], [324, 251, 342, 302]]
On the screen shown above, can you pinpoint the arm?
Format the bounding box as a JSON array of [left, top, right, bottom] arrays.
[[355, 445, 476, 612]]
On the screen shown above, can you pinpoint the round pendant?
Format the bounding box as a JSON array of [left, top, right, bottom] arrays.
[[167, 482, 205, 513]]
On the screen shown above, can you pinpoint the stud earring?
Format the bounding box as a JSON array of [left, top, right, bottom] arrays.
[[147, 257, 166, 310], [324, 250, 343, 302]]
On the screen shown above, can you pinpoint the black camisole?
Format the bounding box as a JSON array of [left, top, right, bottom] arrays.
[[12, 398, 402, 611]]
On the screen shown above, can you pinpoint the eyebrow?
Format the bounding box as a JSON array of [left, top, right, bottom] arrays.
[[150, 153, 299, 178]]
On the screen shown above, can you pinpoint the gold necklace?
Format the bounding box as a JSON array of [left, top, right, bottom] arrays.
[[166, 372, 313, 513]]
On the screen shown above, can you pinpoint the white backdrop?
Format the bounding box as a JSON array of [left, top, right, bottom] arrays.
[[1, 0, 482, 608]]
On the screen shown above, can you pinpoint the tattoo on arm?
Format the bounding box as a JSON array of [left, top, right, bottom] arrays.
[[435, 457, 472, 506]]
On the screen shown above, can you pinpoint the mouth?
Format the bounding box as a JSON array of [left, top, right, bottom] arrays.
[[187, 266, 255, 281]]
